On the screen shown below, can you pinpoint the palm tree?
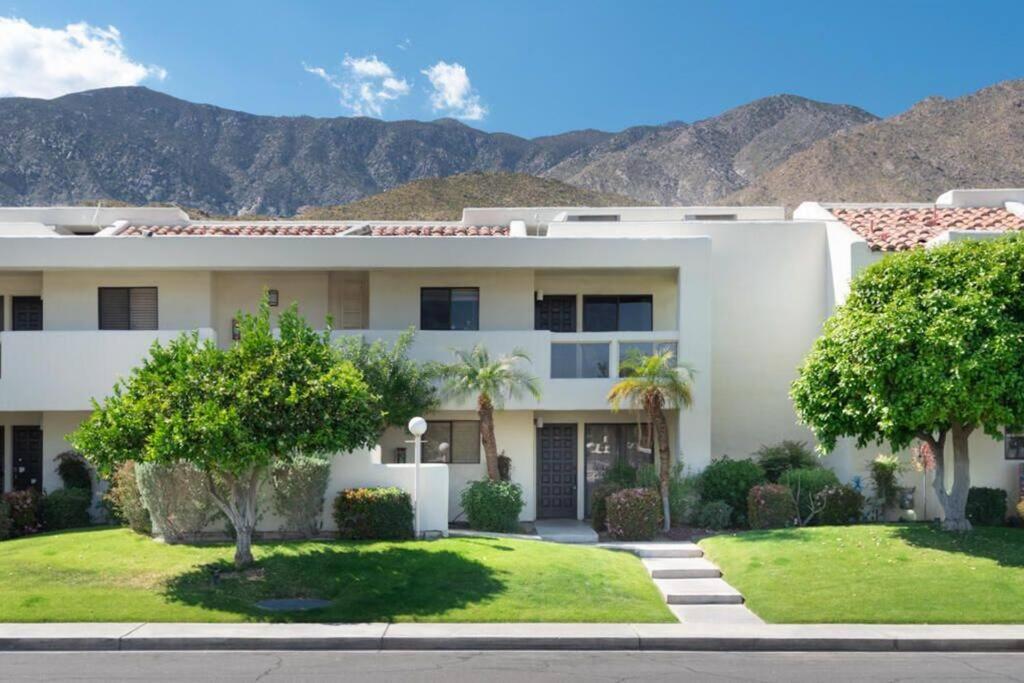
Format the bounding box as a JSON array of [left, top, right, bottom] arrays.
[[435, 345, 541, 480], [607, 350, 695, 531]]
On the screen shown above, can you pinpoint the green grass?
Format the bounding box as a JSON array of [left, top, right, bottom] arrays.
[[700, 524, 1024, 623], [0, 528, 673, 623]]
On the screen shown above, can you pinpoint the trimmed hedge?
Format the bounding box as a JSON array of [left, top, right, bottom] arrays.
[[966, 487, 1007, 526], [698, 457, 765, 526], [817, 485, 864, 526], [269, 455, 331, 538], [460, 480, 525, 533], [747, 484, 796, 529], [606, 488, 661, 541], [42, 488, 92, 531], [333, 487, 413, 540], [103, 461, 151, 535]]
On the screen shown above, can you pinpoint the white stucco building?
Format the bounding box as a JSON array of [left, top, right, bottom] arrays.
[[1, 189, 1022, 533]]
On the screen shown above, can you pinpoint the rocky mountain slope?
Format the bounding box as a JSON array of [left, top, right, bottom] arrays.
[[728, 80, 1024, 207], [297, 173, 637, 221], [0, 86, 873, 215]]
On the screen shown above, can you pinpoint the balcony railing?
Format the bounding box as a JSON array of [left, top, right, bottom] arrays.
[[0, 328, 217, 411]]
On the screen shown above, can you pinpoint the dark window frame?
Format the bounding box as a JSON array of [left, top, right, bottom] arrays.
[[534, 294, 577, 332], [582, 294, 653, 332], [420, 420, 481, 464], [420, 287, 480, 331], [98, 287, 159, 331], [1006, 430, 1024, 460], [11, 296, 43, 331], [583, 422, 654, 516]]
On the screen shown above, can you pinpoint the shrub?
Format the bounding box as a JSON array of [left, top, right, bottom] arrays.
[[460, 480, 525, 533], [590, 482, 625, 532], [603, 458, 638, 488], [747, 484, 796, 529], [869, 454, 905, 507], [635, 463, 660, 490], [103, 461, 151, 535], [606, 488, 661, 540], [498, 454, 512, 482], [817, 485, 865, 526], [56, 451, 93, 497], [696, 500, 733, 530], [0, 499, 12, 541], [135, 461, 217, 542], [966, 487, 1007, 526], [668, 464, 701, 526], [755, 441, 819, 482], [698, 457, 765, 526], [269, 455, 331, 538], [333, 487, 413, 539], [779, 467, 839, 524], [42, 488, 92, 530], [2, 490, 42, 536]]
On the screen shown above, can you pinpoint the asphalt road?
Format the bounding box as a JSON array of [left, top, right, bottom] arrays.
[[1, 650, 1023, 682]]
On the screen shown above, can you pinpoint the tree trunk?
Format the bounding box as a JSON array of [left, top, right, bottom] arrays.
[[206, 466, 264, 568], [650, 401, 672, 532], [479, 396, 500, 481], [924, 426, 973, 532]]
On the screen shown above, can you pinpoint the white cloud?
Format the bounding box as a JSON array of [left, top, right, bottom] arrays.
[[0, 17, 166, 98], [304, 54, 409, 117], [421, 61, 486, 121]]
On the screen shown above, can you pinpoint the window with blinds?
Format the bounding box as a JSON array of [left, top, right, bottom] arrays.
[[98, 287, 158, 330]]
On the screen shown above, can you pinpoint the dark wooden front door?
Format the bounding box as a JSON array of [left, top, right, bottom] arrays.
[[12, 426, 43, 492], [537, 424, 578, 518], [12, 297, 43, 331], [534, 295, 577, 333]]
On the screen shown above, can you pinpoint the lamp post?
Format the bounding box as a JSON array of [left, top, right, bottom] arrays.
[[408, 416, 427, 538]]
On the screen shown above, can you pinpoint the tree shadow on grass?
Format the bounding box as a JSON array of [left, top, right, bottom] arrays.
[[892, 523, 1024, 569], [163, 544, 507, 622]]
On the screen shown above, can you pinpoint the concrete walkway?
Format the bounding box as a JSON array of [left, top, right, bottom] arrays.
[[599, 541, 763, 625], [4, 623, 1024, 651], [534, 519, 599, 544]]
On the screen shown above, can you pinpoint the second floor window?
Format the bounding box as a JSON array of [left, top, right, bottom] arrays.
[[99, 287, 158, 330], [582, 295, 653, 332], [421, 287, 479, 331]]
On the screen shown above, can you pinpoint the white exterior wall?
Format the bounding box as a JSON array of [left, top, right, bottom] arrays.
[[212, 271, 329, 346]]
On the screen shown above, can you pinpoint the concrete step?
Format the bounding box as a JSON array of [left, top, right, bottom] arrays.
[[669, 604, 764, 625], [598, 542, 703, 558], [642, 557, 721, 579], [654, 578, 743, 605]]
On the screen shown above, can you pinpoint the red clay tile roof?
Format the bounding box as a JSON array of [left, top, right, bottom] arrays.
[[369, 225, 508, 237], [117, 223, 509, 237], [829, 207, 1024, 252]]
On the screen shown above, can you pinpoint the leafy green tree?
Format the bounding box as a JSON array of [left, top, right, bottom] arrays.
[[608, 350, 695, 531], [335, 327, 438, 436], [435, 345, 541, 481], [71, 301, 383, 567], [792, 235, 1024, 531]]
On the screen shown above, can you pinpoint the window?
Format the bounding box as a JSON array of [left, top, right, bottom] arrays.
[[551, 343, 609, 378], [99, 287, 158, 330], [421, 421, 481, 464], [535, 294, 576, 332], [420, 288, 479, 330], [1006, 431, 1024, 460], [618, 341, 679, 376], [584, 423, 653, 516], [582, 295, 652, 332]]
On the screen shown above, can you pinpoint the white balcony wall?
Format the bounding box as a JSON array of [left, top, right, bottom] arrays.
[[0, 328, 217, 411], [42, 271, 214, 330]]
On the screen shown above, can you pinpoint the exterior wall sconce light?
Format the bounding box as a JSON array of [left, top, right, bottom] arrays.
[[267, 289, 279, 307], [231, 318, 241, 341]]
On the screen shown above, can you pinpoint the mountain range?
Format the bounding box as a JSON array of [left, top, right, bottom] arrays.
[[0, 80, 1021, 216]]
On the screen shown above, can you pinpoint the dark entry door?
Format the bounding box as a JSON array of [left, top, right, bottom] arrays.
[[537, 424, 578, 518], [12, 297, 43, 331], [12, 426, 43, 492], [535, 295, 576, 333]]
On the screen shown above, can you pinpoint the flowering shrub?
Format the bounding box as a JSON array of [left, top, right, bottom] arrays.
[[747, 484, 796, 529], [2, 490, 42, 537], [333, 487, 413, 539], [606, 488, 662, 540], [590, 482, 625, 532], [816, 485, 864, 526]]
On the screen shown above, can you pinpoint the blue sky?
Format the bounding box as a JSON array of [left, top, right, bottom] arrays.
[[2, 0, 1023, 137]]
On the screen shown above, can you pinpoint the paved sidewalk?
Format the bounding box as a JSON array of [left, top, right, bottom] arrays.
[[3, 623, 1024, 651]]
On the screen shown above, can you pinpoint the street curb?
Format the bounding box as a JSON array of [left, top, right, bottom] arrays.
[[2, 624, 1024, 652]]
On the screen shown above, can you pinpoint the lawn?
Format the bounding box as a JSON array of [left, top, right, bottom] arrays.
[[701, 524, 1024, 624], [0, 527, 673, 623]]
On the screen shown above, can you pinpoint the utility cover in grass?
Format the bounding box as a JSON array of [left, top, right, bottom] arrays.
[[256, 598, 332, 612]]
